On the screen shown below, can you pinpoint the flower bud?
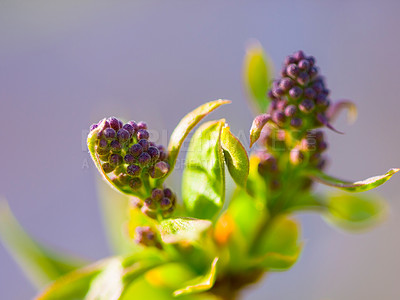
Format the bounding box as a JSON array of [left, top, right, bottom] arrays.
[[149, 161, 170, 178], [129, 177, 142, 190], [117, 128, 130, 143], [151, 188, 164, 201], [129, 144, 143, 157], [138, 139, 149, 151], [160, 197, 172, 210], [137, 122, 148, 130], [109, 154, 123, 166], [108, 117, 120, 131], [103, 128, 116, 140], [138, 152, 151, 167], [127, 164, 141, 177], [102, 162, 115, 173], [137, 129, 149, 140]]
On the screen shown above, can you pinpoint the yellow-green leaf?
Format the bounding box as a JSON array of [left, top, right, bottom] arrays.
[[309, 168, 399, 192], [182, 120, 226, 220], [164, 99, 231, 183], [323, 192, 386, 231], [159, 217, 212, 244], [251, 216, 302, 271], [221, 126, 249, 188], [243, 42, 274, 114], [249, 113, 271, 147], [173, 258, 219, 297]]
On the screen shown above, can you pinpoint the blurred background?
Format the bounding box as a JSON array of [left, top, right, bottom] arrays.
[[1, 1, 399, 299]]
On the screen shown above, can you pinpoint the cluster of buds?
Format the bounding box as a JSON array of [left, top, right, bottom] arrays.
[[268, 50, 331, 133], [134, 226, 160, 248], [141, 187, 176, 219], [90, 117, 170, 193]]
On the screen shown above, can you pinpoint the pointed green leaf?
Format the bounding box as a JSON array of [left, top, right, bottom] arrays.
[[252, 217, 302, 271], [243, 42, 274, 114], [163, 99, 231, 183], [182, 120, 226, 220], [173, 257, 219, 297], [0, 200, 85, 289], [309, 168, 399, 192], [221, 126, 249, 188], [249, 114, 271, 147], [36, 259, 109, 300], [323, 192, 386, 231], [159, 217, 212, 244]]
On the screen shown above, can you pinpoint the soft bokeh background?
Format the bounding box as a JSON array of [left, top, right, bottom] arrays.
[[1, 1, 399, 299]]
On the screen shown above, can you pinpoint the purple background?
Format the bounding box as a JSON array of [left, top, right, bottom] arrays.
[[1, 1, 399, 299]]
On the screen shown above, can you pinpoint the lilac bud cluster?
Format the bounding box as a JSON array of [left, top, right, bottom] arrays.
[[90, 117, 169, 192], [268, 50, 330, 132], [141, 187, 176, 219], [134, 226, 159, 247]]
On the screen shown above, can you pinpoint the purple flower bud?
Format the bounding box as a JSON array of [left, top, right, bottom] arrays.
[[267, 90, 276, 99], [129, 177, 142, 190], [288, 86, 302, 100], [109, 153, 123, 166], [147, 146, 160, 162], [163, 188, 173, 199], [272, 87, 285, 98], [103, 128, 116, 140], [102, 162, 115, 173], [318, 141, 328, 152], [284, 105, 297, 117], [287, 64, 299, 78], [279, 77, 294, 91], [308, 56, 315, 66], [151, 188, 164, 201], [299, 99, 315, 113], [304, 87, 316, 99], [98, 138, 108, 149], [315, 94, 328, 107], [122, 123, 135, 135], [298, 59, 310, 71], [272, 111, 286, 126], [137, 129, 149, 140], [96, 147, 109, 156], [293, 50, 305, 61], [124, 154, 135, 164], [277, 100, 288, 111], [149, 161, 170, 178], [290, 117, 303, 128], [90, 123, 98, 131], [127, 164, 141, 177], [138, 152, 151, 167], [138, 139, 149, 151], [137, 122, 148, 130], [297, 72, 310, 86], [108, 117, 120, 131], [312, 81, 324, 93], [284, 55, 296, 65], [280, 68, 287, 77], [160, 197, 172, 210], [144, 198, 157, 209], [309, 67, 318, 79], [110, 140, 122, 152], [117, 128, 130, 143], [129, 144, 143, 157], [127, 121, 138, 131]]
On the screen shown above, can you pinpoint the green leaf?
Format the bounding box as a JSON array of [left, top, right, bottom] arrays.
[[309, 168, 399, 192], [97, 179, 137, 255], [159, 217, 212, 244], [252, 216, 302, 271], [182, 120, 226, 220], [36, 259, 108, 300], [0, 200, 85, 290], [173, 257, 219, 297], [249, 113, 271, 147], [243, 42, 274, 114], [323, 192, 386, 231], [246, 154, 268, 200], [221, 126, 249, 188], [163, 99, 231, 183]]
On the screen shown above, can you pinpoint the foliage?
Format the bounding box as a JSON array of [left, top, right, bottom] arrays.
[[0, 44, 398, 300]]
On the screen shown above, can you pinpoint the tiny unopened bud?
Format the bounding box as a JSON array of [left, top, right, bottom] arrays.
[[297, 72, 309, 86], [272, 111, 286, 126], [108, 117, 120, 131], [137, 129, 149, 140], [149, 161, 170, 178], [122, 123, 135, 135], [284, 105, 297, 117], [279, 77, 294, 91], [127, 164, 141, 177], [103, 128, 116, 140], [109, 154, 123, 166], [289, 86, 302, 100], [290, 117, 303, 128], [137, 122, 148, 130], [287, 64, 299, 78], [298, 59, 310, 71], [138, 152, 151, 167], [144, 198, 157, 209], [110, 140, 122, 152], [147, 146, 160, 162], [160, 197, 172, 210], [138, 139, 149, 151], [129, 144, 143, 157], [117, 128, 130, 143], [299, 99, 315, 113], [151, 188, 164, 201], [102, 162, 115, 173], [124, 154, 136, 164]]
